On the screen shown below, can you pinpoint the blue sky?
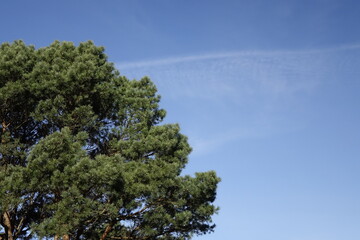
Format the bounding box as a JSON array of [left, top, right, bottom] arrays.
[[2, 0, 360, 239]]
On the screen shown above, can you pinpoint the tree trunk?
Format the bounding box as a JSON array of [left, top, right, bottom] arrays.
[[1, 122, 14, 240], [63, 234, 70, 240], [2, 212, 13, 240]]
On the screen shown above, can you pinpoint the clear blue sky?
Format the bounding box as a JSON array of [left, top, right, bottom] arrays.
[[2, 0, 360, 239]]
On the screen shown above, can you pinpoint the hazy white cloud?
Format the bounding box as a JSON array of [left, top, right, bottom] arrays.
[[118, 43, 360, 68], [118, 44, 360, 104], [117, 45, 360, 155]]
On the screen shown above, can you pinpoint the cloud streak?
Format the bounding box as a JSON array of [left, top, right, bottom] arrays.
[[118, 43, 360, 69], [117, 45, 360, 155], [117, 44, 360, 104]]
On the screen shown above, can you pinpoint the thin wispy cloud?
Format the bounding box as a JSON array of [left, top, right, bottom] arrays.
[[118, 43, 360, 69], [118, 44, 360, 103], [117, 45, 360, 155]]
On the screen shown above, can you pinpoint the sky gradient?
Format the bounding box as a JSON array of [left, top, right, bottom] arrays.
[[1, 1, 360, 239]]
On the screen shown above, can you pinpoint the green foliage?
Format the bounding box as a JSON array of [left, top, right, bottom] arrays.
[[0, 40, 220, 240]]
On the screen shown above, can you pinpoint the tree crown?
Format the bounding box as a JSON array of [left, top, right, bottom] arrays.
[[0, 41, 219, 240]]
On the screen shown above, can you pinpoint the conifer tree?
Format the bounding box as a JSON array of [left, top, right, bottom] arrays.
[[0, 41, 220, 240]]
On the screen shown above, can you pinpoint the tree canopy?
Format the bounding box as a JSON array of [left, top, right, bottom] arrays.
[[0, 40, 220, 240]]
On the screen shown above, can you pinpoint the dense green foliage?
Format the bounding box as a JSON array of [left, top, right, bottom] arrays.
[[0, 41, 220, 240]]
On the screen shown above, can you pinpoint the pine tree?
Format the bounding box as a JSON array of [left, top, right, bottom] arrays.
[[0, 41, 220, 240]]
